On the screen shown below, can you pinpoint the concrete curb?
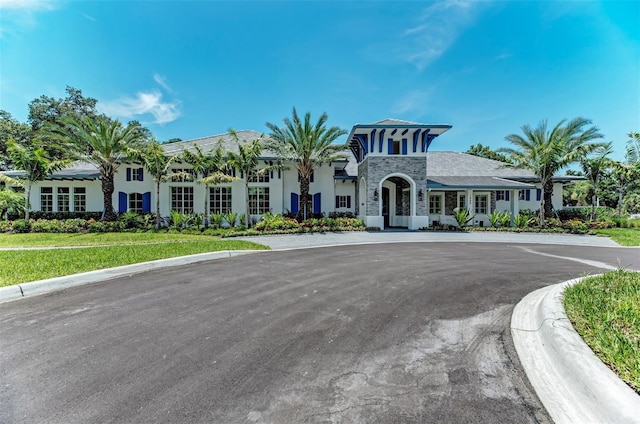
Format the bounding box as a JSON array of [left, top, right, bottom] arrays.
[[0, 250, 263, 304], [511, 277, 640, 424]]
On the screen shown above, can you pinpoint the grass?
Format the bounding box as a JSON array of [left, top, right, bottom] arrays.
[[563, 269, 640, 394], [0, 239, 268, 287], [0, 232, 218, 248], [591, 228, 640, 246]]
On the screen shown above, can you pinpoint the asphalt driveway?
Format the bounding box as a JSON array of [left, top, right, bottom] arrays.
[[1, 241, 638, 423]]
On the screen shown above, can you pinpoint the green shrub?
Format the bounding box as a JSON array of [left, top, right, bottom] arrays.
[[31, 219, 63, 233], [453, 208, 474, 227], [498, 211, 512, 227], [11, 219, 31, 233], [0, 221, 11, 232], [514, 213, 533, 228], [255, 213, 301, 231], [87, 221, 125, 233], [561, 219, 588, 234]]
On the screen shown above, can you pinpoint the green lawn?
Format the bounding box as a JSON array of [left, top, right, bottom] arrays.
[[0, 237, 268, 287], [0, 232, 219, 247], [563, 270, 640, 394], [591, 228, 640, 246]]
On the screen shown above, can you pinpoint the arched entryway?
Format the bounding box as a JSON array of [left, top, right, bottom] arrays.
[[379, 174, 415, 229]]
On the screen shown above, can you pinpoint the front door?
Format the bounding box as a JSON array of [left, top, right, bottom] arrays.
[[382, 187, 390, 228]]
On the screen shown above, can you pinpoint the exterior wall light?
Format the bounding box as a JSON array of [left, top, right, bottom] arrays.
[[373, 189, 379, 201], [418, 189, 423, 201]]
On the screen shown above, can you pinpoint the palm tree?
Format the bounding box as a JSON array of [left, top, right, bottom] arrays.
[[6, 140, 70, 219], [226, 130, 281, 228], [610, 160, 638, 218], [46, 114, 148, 221], [499, 118, 604, 226], [626, 132, 640, 165], [581, 142, 613, 221], [266, 108, 347, 220], [181, 143, 236, 227], [127, 140, 179, 230]]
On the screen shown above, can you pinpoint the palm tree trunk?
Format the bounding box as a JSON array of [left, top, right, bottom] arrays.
[[102, 171, 117, 221], [591, 193, 596, 222], [300, 176, 310, 220], [543, 179, 554, 221], [156, 181, 161, 230], [24, 182, 32, 220], [203, 184, 209, 228], [245, 180, 251, 228]]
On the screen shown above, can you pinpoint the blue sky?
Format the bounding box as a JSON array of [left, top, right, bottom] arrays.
[[1, 0, 638, 160]]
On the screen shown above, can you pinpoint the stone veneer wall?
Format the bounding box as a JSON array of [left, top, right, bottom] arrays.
[[444, 192, 457, 215], [358, 156, 427, 217]]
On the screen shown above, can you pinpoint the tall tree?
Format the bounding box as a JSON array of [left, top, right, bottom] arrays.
[[46, 114, 149, 221], [0, 110, 31, 170], [466, 143, 513, 164], [28, 86, 97, 132], [6, 140, 70, 219], [609, 161, 638, 218], [580, 142, 613, 221], [127, 140, 179, 229], [181, 143, 236, 227], [499, 118, 604, 226], [225, 131, 281, 228], [266, 108, 347, 219], [626, 132, 640, 165]]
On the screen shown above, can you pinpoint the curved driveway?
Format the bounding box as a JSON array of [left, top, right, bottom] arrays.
[[1, 234, 638, 423]]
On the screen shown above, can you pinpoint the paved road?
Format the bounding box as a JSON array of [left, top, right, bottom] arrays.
[[1, 241, 638, 423]]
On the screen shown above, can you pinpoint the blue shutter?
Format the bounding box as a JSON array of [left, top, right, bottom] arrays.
[[335, 196, 340, 208], [310, 171, 314, 183], [505, 191, 510, 201], [536, 189, 541, 201], [388, 139, 393, 155], [290, 193, 299, 214], [118, 192, 127, 213], [138, 168, 144, 181], [142, 192, 151, 213], [525, 190, 530, 201], [126, 168, 131, 181], [347, 196, 351, 208], [313, 193, 321, 214], [402, 139, 408, 155]]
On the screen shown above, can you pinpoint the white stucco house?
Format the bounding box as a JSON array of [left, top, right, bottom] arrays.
[[2, 119, 579, 229]]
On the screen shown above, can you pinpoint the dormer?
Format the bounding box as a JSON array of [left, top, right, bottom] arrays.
[[347, 119, 452, 163]]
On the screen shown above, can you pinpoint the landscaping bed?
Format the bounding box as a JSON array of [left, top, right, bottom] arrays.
[[563, 270, 640, 394]]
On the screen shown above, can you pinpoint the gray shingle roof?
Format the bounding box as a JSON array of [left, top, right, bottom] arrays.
[[427, 176, 535, 189], [162, 130, 266, 155], [426, 152, 535, 178]]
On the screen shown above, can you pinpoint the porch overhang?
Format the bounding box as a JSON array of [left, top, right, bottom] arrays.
[[426, 176, 536, 190]]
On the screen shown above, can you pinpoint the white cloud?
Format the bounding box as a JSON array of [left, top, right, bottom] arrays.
[[400, 0, 482, 71], [99, 90, 182, 125], [0, 0, 56, 37], [0, 0, 55, 10], [153, 73, 172, 92], [391, 90, 433, 116]]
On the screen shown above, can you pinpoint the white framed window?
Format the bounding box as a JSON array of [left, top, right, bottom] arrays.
[[519, 189, 530, 201], [248, 171, 269, 183], [73, 187, 86, 212], [336, 195, 351, 208], [210, 187, 232, 214], [475, 194, 488, 214], [57, 187, 70, 212], [248, 187, 269, 214], [129, 192, 143, 213], [458, 194, 466, 210], [171, 186, 194, 213], [496, 190, 506, 201], [429, 194, 442, 214], [40, 187, 53, 212]]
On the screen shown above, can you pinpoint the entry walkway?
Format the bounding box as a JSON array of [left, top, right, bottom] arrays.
[[239, 230, 621, 250]]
